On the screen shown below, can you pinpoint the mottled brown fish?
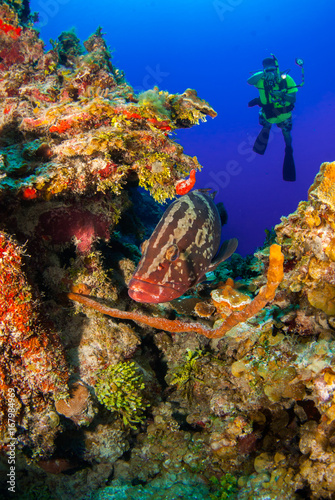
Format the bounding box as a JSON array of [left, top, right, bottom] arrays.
[[128, 191, 238, 303]]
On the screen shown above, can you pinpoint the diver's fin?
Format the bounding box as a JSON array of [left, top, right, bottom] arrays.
[[207, 238, 238, 273], [216, 202, 228, 226], [253, 127, 271, 155], [283, 146, 296, 182]]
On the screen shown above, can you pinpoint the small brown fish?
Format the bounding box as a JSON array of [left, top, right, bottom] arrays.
[[128, 191, 238, 303]]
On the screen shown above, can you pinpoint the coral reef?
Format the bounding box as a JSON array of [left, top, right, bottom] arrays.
[[3, 1, 335, 499], [0, 4, 216, 206]]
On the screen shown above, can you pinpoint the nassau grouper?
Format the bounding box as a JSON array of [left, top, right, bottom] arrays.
[[128, 191, 238, 303]]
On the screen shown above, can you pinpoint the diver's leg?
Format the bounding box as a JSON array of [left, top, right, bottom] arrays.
[[253, 113, 271, 155], [279, 118, 296, 181], [282, 129, 292, 148]]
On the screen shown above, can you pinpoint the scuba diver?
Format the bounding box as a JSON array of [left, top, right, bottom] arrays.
[[248, 54, 304, 182]]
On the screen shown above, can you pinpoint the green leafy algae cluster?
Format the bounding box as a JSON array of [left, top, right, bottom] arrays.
[[168, 348, 204, 399], [95, 361, 148, 428], [210, 473, 238, 500]]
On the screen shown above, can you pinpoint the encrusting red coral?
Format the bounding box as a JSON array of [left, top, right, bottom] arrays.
[[36, 206, 111, 254], [0, 18, 21, 39], [68, 244, 284, 339], [0, 231, 68, 419]]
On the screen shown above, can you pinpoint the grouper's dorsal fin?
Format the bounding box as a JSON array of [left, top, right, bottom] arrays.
[[206, 238, 238, 273], [196, 188, 217, 200]]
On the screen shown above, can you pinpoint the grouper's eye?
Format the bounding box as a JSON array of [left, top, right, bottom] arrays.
[[165, 243, 179, 261]]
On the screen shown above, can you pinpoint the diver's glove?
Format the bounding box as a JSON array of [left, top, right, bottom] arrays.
[[248, 97, 262, 107]]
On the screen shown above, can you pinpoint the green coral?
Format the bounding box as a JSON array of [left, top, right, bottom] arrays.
[[138, 89, 170, 118], [168, 349, 205, 400], [19, 482, 55, 500], [210, 474, 238, 500], [3, 0, 23, 11], [95, 361, 148, 428], [137, 152, 176, 203], [50, 28, 84, 67]]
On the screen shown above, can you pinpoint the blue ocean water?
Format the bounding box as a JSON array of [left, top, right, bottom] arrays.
[[30, 0, 335, 255]]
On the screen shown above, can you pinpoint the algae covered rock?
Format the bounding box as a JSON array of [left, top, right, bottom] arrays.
[[276, 161, 335, 319], [0, 5, 216, 205]]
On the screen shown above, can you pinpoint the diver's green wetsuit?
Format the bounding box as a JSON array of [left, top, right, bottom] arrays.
[[248, 57, 298, 181]]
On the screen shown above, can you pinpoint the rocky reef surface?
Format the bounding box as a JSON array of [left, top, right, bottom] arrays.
[[2, 2, 335, 499]]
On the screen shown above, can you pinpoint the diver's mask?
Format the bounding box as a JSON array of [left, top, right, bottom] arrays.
[[263, 67, 278, 84]]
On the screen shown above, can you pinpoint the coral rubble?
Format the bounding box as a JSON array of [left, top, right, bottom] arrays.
[[3, 1, 335, 499]]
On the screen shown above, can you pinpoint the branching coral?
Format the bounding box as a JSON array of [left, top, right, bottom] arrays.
[[68, 244, 284, 339], [95, 361, 148, 428], [167, 349, 206, 400]]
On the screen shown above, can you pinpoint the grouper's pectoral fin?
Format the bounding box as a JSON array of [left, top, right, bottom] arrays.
[[206, 238, 238, 273]]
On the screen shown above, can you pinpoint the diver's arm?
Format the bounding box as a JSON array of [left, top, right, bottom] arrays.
[[271, 90, 296, 104]]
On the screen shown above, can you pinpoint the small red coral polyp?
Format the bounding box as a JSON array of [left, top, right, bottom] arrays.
[[22, 187, 37, 200], [49, 120, 72, 134], [175, 169, 196, 195], [147, 118, 171, 131], [122, 110, 143, 120], [97, 162, 117, 179]]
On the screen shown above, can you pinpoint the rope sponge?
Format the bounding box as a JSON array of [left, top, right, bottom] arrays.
[[68, 244, 284, 339]]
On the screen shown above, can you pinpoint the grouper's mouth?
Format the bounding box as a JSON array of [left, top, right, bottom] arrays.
[[128, 277, 182, 303]]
